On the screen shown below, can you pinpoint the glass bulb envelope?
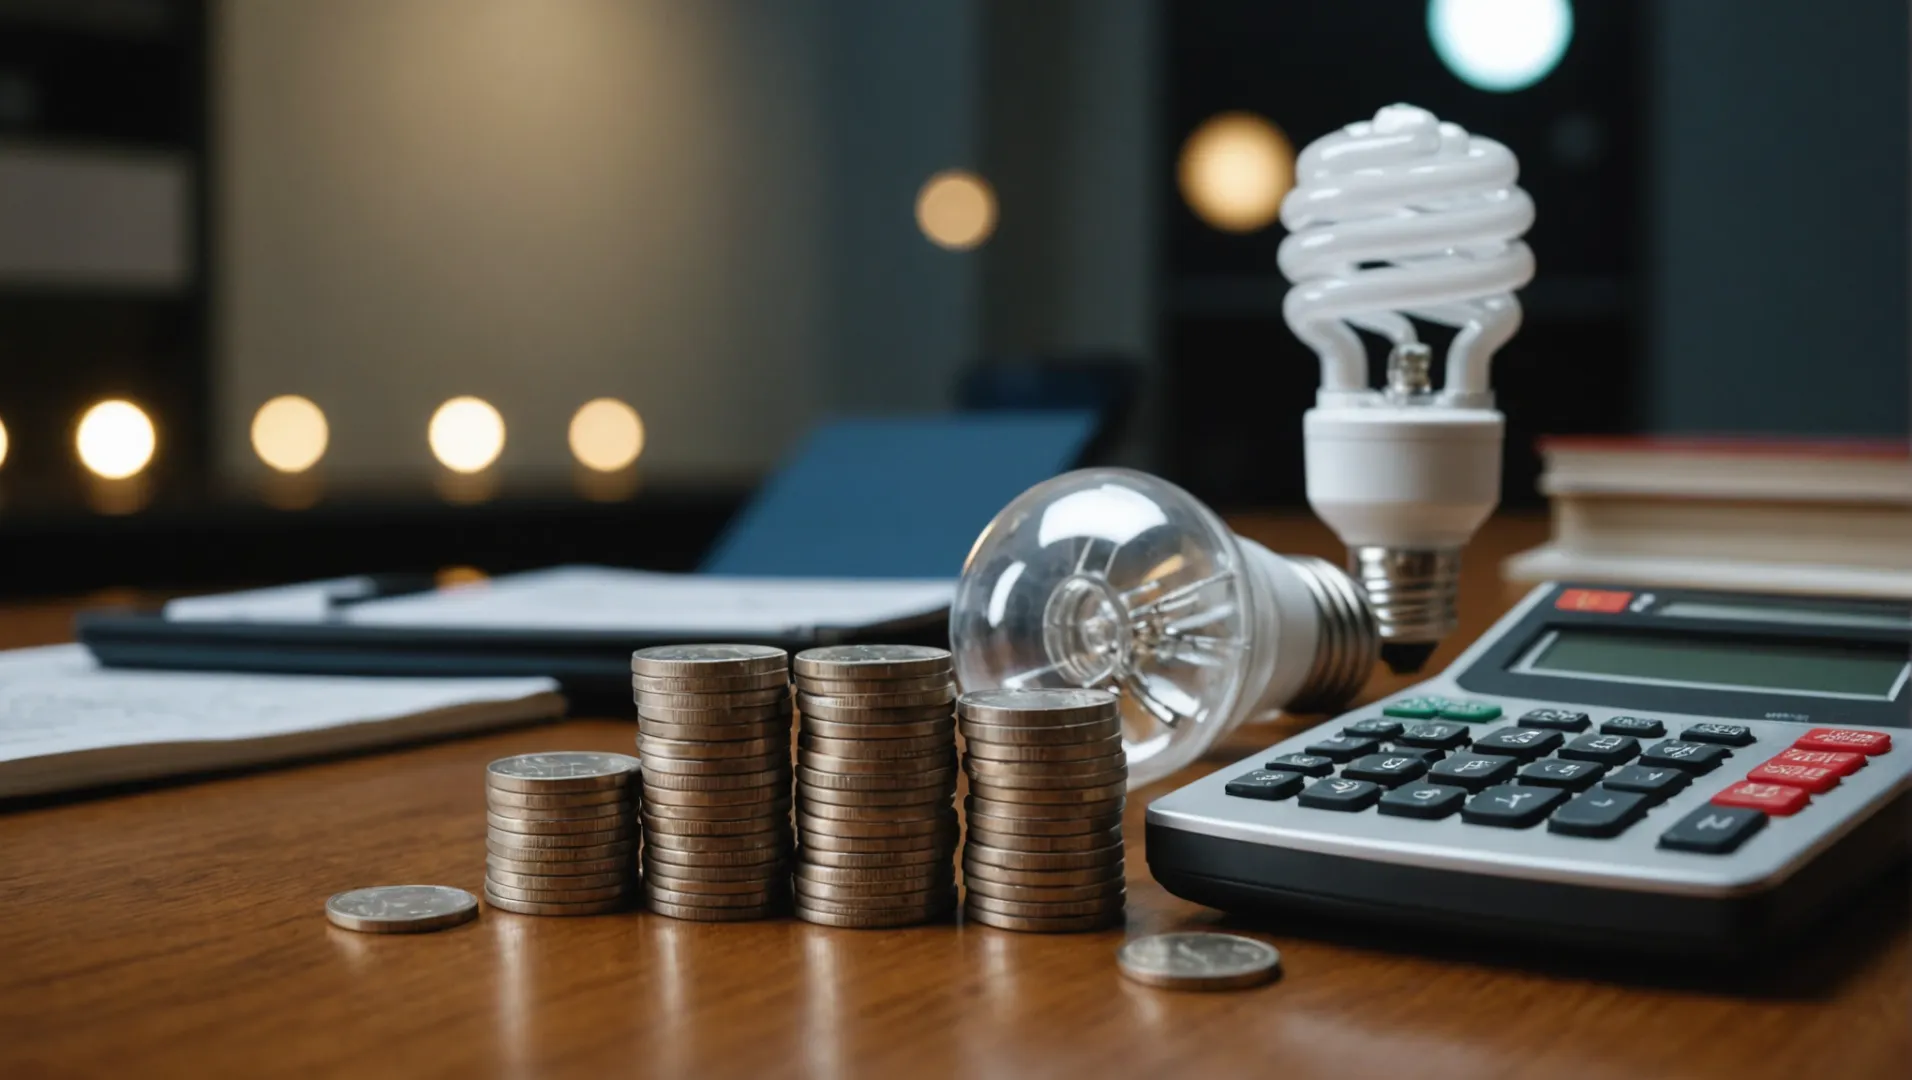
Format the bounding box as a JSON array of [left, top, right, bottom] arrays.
[[951, 469, 1379, 788]]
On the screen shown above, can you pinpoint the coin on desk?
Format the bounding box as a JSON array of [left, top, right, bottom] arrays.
[[1116, 932, 1282, 991], [793, 644, 952, 680], [631, 643, 789, 677], [486, 752, 642, 794], [324, 885, 479, 934]]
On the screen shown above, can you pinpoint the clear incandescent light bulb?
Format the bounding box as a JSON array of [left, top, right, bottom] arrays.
[[950, 468, 1378, 788], [1281, 103, 1535, 672]]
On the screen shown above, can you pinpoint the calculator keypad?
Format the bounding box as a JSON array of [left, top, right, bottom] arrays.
[[1377, 782, 1467, 819], [1711, 781, 1810, 816], [1547, 789, 1649, 838], [1638, 740, 1730, 774], [1298, 777, 1381, 811], [1341, 753, 1429, 788], [1681, 723, 1755, 747], [1517, 708, 1590, 732], [1426, 753, 1517, 792], [1659, 805, 1767, 853], [1461, 784, 1565, 828], [1516, 758, 1606, 791], [1600, 716, 1665, 738], [1600, 764, 1692, 803], [1558, 733, 1640, 766], [1471, 727, 1562, 760]]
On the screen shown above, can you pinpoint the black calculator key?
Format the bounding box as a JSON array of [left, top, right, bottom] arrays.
[[1558, 734, 1640, 766], [1343, 718, 1404, 740], [1378, 782, 1467, 820], [1548, 789, 1649, 838], [1639, 740, 1731, 774], [1380, 745, 1446, 764], [1518, 708, 1590, 732], [1304, 736, 1379, 763], [1395, 722, 1470, 750], [1461, 784, 1567, 828], [1471, 727, 1563, 760], [1516, 758, 1607, 791], [1681, 723, 1756, 747], [1265, 752, 1335, 777], [1341, 753, 1428, 788], [1297, 777, 1382, 811], [1601, 765, 1692, 803], [1225, 769, 1305, 800], [1427, 753, 1518, 792], [1658, 805, 1767, 854], [1601, 716, 1665, 738]]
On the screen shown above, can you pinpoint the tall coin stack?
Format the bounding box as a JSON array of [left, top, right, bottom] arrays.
[[792, 645, 960, 928], [958, 688, 1128, 932], [632, 645, 795, 922], [484, 751, 642, 915]]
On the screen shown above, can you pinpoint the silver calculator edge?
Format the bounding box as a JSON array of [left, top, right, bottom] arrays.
[[1144, 583, 1912, 900]]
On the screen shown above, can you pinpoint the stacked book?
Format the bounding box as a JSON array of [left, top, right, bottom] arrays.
[[1504, 437, 1912, 599]]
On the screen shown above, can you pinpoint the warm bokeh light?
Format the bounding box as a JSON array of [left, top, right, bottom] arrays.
[[428, 396, 506, 473], [250, 395, 330, 474], [436, 565, 489, 588], [76, 399, 157, 480], [1178, 112, 1295, 234], [568, 397, 646, 472], [1427, 0, 1574, 93], [0, 415, 8, 470], [915, 170, 998, 251]]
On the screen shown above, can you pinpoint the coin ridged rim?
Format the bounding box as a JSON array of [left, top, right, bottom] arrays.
[[631, 644, 788, 676], [642, 829, 792, 853], [647, 898, 783, 922], [483, 824, 634, 847], [795, 699, 955, 724], [962, 875, 1126, 904], [632, 670, 791, 692], [962, 735, 1127, 762], [957, 688, 1119, 726], [485, 878, 633, 904], [795, 871, 954, 895], [488, 853, 633, 877], [962, 904, 1123, 933], [966, 892, 1126, 919], [963, 840, 1124, 871], [957, 718, 1124, 745], [483, 890, 630, 916], [486, 838, 636, 861], [640, 870, 782, 895], [796, 862, 956, 886], [644, 883, 785, 909], [639, 781, 790, 806], [795, 798, 951, 822], [793, 675, 953, 697], [795, 879, 953, 904], [800, 829, 957, 854], [323, 885, 479, 934], [966, 826, 1123, 853], [966, 794, 1125, 820], [636, 686, 791, 709], [640, 752, 791, 776], [643, 797, 791, 821], [964, 808, 1125, 837], [637, 703, 792, 725], [796, 812, 953, 839], [963, 766, 1129, 791], [801, 716, 956, 740], [643, 813, 787, 836], [486, 787, 636, 809], [484, 800, 633, 823], [793, 892, 955, 919], [642, 766, 790, 791], [485, 753, 642, 793], [797, 733, 954, 758], [637, 718, 792, 742], [485, 868, 633, 891], [962, 858, 1124, 887], [1116, 933, 1282, 991], [792, 645, 952, 678], [641, 858, 787, 883], [485, 812, 637, 836], [638, 734, 788, 760], [797, 765, 955, 792], [797, 748, 956, 776], [798, 846, 949, 868], [967, 780, 1128, 804], [798, 687, 956, 712], [644, 845, 796, 868], [962, 752, 1127, 779], [793, 905, 949, 929], [801, 781, 955, 807]]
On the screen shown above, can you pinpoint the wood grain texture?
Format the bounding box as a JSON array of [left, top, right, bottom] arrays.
[[2, 517, 1906, 1079]]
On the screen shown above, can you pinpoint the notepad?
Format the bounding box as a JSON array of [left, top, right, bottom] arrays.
[[0, 644, 564, 799]]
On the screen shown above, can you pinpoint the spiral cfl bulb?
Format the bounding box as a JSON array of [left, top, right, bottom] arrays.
[[1281, 103, 1535, 671], [950, 469, 1377, 788]]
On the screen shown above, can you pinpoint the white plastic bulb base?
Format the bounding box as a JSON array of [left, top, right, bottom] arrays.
[[949, 468, 1379, 789]]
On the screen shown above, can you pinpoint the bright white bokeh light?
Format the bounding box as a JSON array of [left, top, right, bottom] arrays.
[[250, 395, 330, 474], [1428, 0, 1574, 93], [76, 399, 158, 479], [568, 398, 645, 472], [428, 396, 506, 473]]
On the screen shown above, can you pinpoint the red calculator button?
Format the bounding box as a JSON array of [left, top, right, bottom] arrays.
[[1746, 761, 1841, 793], [1712, 782, 1811, 816], [1770, 747, 1864, 776], [1556, 588, 1632, 613], [1793, 729, 1892, 755]]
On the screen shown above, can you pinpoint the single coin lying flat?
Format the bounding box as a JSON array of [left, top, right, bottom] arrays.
[[1116, 932, 1281, 991], [324, 885, 479, 934]]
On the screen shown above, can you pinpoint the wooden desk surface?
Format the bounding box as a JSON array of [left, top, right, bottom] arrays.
[[2, 517, 1906, 1078]]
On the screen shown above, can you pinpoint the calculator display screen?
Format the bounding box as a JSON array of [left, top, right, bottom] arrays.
[[1521, 629, 1910, 701]]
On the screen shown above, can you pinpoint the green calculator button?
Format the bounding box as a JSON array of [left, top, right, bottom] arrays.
[[1438, 701, 1504, 722], [1382, 697, 1448, 719]]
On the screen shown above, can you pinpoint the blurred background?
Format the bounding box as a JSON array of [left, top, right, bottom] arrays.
[[0, 0, 1906, 596]]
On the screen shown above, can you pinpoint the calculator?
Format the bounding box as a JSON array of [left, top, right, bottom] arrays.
[[1145, 582, 1912, 951]]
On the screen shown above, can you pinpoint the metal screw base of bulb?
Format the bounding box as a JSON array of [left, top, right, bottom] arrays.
[[1281, 555, 1381, 713], [1347, 545, 1461, 674]]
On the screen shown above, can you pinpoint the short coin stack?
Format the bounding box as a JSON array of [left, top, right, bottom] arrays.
[[792, 645, 960, 928], [632, 644, 794, 922], [484, 752, 642, 915], [958, 688, 1128, 932]]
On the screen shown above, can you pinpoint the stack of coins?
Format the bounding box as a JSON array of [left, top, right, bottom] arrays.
[[632, 644, 794, 922], [484, 752, 642, 915], [958, 688, 1128, 932], [792, 645, 960, 928]]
